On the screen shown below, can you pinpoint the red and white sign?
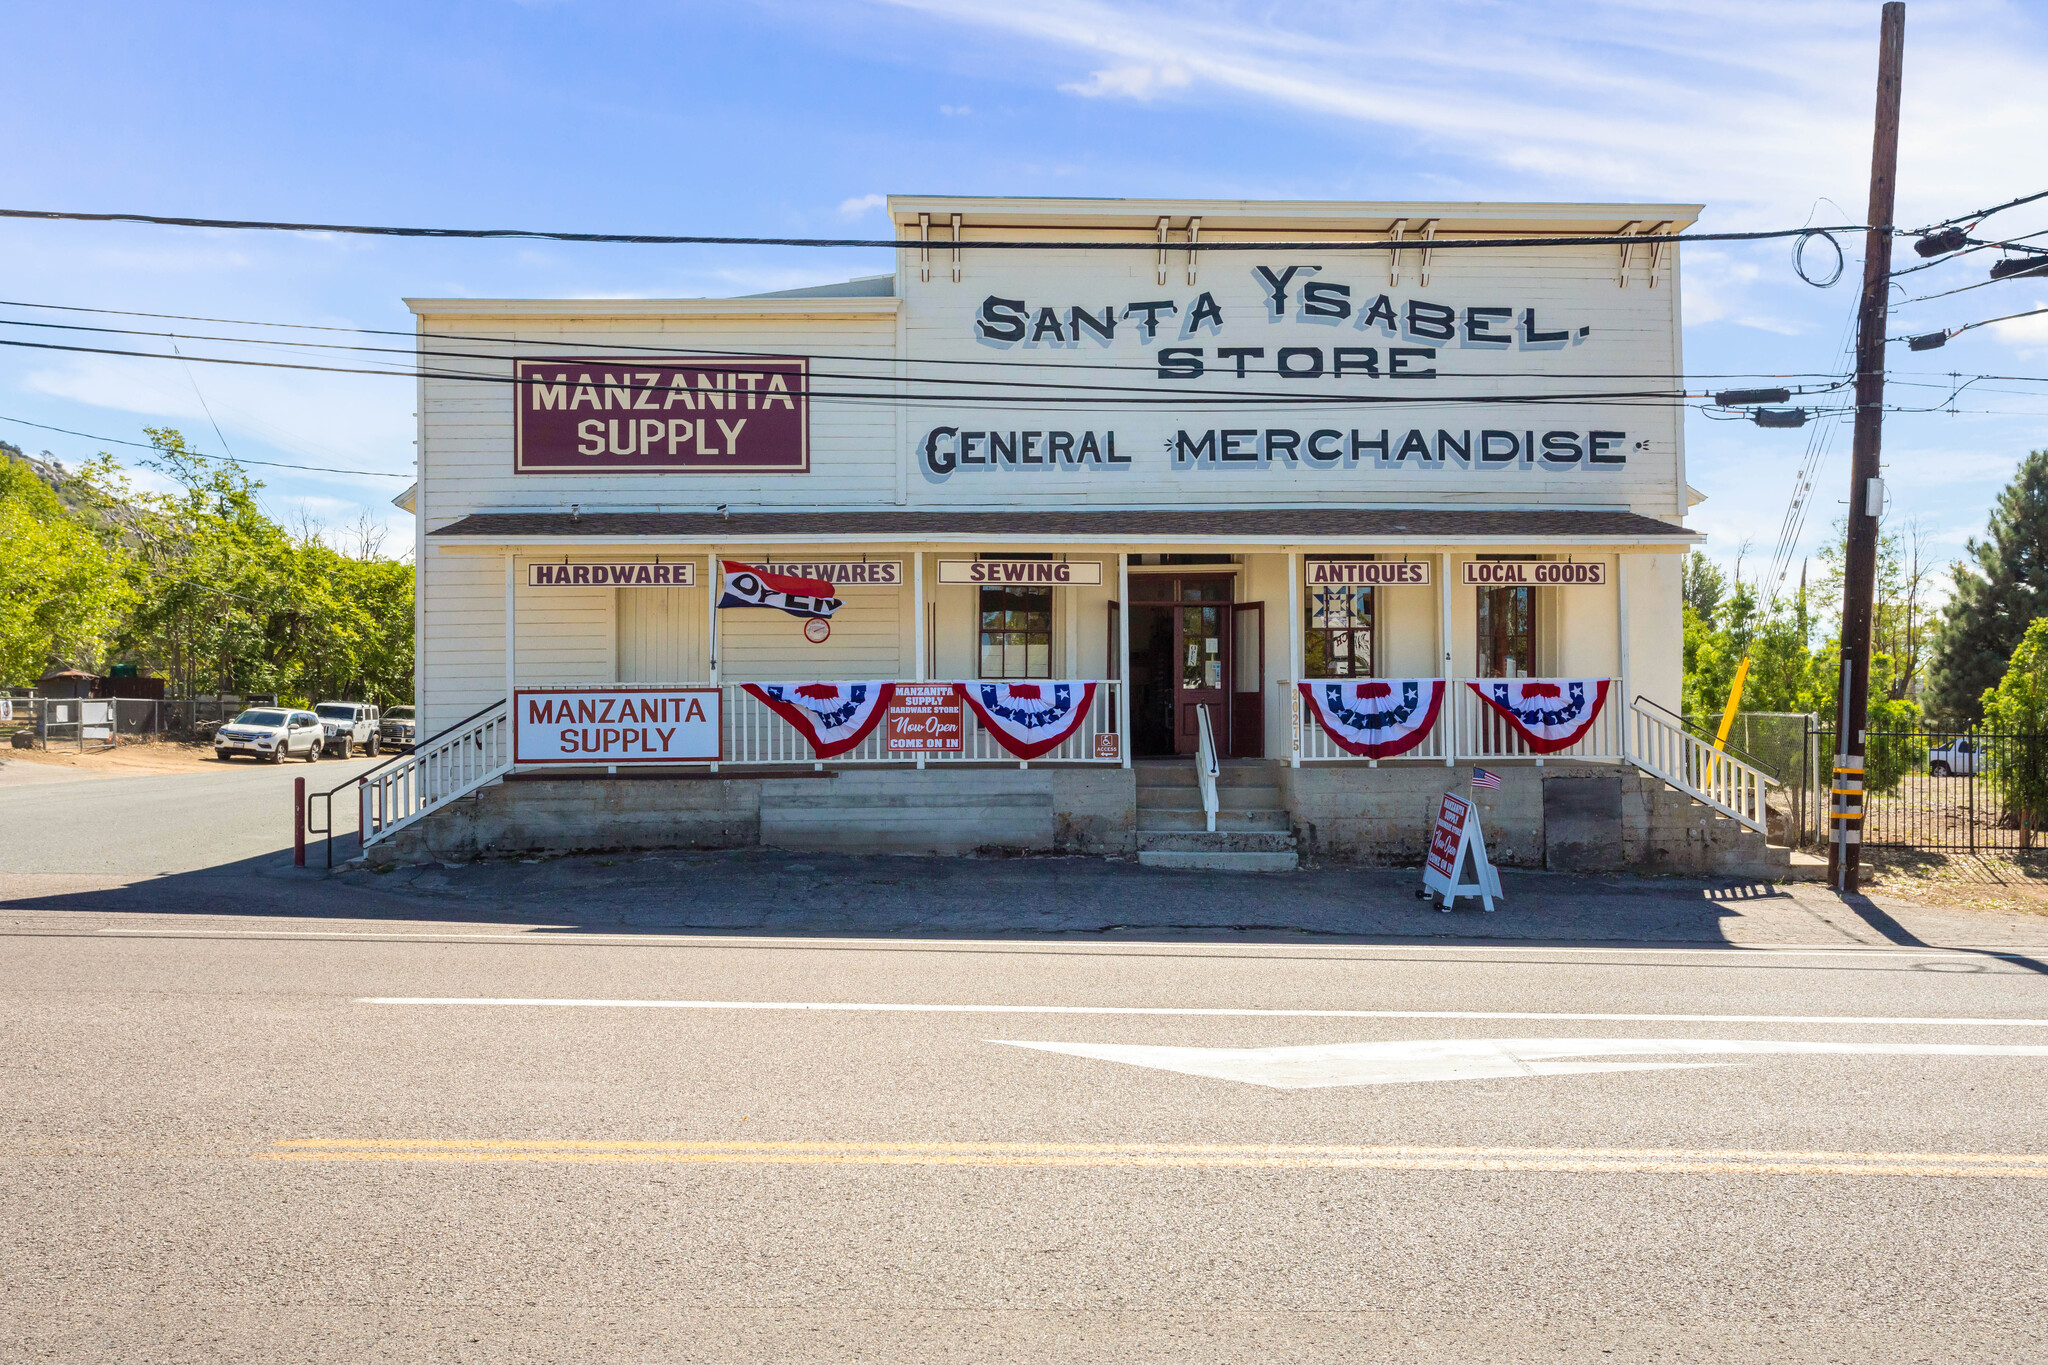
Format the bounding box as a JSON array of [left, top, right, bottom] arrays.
[[514, 356, 808, 475], [1423, 791, 1501, 912], [803, 618, 832, 643], [1461, 561, 1607, 587], [887, 684, 965, 753], [514, 687, 721, 765], [719, 561, 842, 620], [937, 560, 1104, 586]]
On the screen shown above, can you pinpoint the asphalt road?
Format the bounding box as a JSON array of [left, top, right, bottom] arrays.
[[3, 766, 2048, 1361]]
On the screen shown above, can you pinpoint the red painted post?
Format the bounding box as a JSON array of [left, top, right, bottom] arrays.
[[294, 777, 307, 867]]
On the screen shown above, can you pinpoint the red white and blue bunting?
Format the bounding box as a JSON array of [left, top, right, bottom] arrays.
[[743, 682, 895, 759], [1297, 679, 1446, 758], [1468, 678, 1611, 754], [956, 681, 1098, 760]]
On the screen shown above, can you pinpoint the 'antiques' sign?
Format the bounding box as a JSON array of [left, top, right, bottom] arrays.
[[936, 559, 1104, 586], [514, 355, 808, 475], [1460, 561, 1607, 587], [1305, 560, 1431, 587], [513, 687, 721, 764], [528, 562, 697, 588], [886, 683, 964, 753]]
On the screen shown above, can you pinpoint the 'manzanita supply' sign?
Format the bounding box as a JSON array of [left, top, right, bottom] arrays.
[[513, 688, 721, 764], [528, 562, 697, 587], [1460, 561, 1607, 586], [1306, 561, 1431, 586], [886, 683, 964, 752], [936, 560, 1104, 586], [514, 356, 808, 474]]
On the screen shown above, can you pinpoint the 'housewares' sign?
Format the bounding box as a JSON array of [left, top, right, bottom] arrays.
[[1460, 561, 1608, 587], [513, 688, 721, 764], [937, 560, 1104, 586], [514, 356, 808, 475]]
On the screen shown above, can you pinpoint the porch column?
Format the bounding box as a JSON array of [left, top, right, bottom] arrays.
[[1616, 553, 1632, 760], [503, 552, 516, 703], [1117, 553, 1132, 769], [1286, 549, 1301, 768], [913, 550, 927, 771], [706, 549, 720, 686], [1439, 550, 1454, 766]]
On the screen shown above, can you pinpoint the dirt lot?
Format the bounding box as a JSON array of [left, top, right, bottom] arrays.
[[2, 738, 243, 777], [1857, 849, 2048, 918]]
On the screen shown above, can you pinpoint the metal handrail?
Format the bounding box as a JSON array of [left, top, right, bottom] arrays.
[[1194, 702, 1220, 833], [1634, 694, 1780, 781], [335, 697, 505, 791], [1628, 697, 1770, 833]]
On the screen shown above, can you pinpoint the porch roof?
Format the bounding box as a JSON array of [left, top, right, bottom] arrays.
[[428, 508, 1700, 546]]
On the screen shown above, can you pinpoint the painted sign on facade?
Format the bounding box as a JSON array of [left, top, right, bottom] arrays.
[[1460, 561, 1608, 587], [936, 559, 1104, 586], [513, 687, 721, 764], [756, 561, 903, 586], [528, 562, 697, 588], [514, 356, 808, 474], [1305, 560, 1432, 587], [886, 683, 964, 752]]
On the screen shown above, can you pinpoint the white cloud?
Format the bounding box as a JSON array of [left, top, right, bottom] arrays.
[[939, 103, 972, 116], [1061, 63, 1190, 100], [837, 192, 887, 218], [1987, 300, 2048, 355]]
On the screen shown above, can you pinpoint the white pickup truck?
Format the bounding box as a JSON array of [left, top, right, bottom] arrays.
[[1927, 738, 1984, 776]]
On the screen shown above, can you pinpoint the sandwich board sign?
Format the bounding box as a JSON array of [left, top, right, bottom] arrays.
[[1423, 791, 1502, 912]]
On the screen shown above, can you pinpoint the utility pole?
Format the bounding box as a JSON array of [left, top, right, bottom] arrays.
[[1831, 0, 1906, 893]]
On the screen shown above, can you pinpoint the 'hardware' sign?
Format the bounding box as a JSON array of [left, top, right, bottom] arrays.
[[528, 562, 697, 588]]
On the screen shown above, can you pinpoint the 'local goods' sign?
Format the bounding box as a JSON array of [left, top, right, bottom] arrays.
[[514, 356, 808, 475], [513, 687, 721, 764], [1306, 560, 1431, 587], [528, 562, 697, 587], [1460, 561, 1607, 587], [886, 683, 964, 752], [937, 560, 1104, 586]]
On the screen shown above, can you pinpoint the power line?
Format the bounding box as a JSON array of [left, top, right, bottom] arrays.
[[0, 206, 1871, 253], [1911, 187, 2048, 234], [0, 413, 411, 477]]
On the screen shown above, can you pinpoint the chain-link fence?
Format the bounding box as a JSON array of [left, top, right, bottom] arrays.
[[2, 695, 255, 750]]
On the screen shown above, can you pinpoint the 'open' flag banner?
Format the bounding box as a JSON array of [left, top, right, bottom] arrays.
[[956, 682, 1097, 760], [743, 682, 895, 759], [1297, 679, 1446, 758], [1469, 678, 1611, 754], [719, 561, 843, 620]]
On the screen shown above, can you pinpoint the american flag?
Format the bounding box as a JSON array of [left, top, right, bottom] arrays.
[[1471, 767, 1502, 790]]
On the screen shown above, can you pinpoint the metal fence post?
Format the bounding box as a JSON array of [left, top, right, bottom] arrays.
[[294, 777, 307, 868]]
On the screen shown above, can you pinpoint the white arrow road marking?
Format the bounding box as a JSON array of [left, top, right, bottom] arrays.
[[992, 1037, 2048, 1090]]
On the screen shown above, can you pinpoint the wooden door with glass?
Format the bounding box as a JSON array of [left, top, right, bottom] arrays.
[[1128, 574, 1232, 757]]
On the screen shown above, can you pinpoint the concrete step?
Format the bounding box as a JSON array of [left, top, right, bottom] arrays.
[[1134, 762, 1283, 789], [1138, 829, 1296, 853], [1785, 850, 1827, 881], [1138, 808, 1292, 833], [1137, 786, 1285, 812], [1138, 849, 1299, 873]]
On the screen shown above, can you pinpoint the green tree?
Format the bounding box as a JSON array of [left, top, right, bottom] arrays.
[[1682, 551, 1727, 625], [0, 447, 132, 683], [1927, 450, 2048, 723], [1980, 617, 2048, 842]]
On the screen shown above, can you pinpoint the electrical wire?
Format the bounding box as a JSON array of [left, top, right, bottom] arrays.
[[1912, 188, 2048, 234], [0, 413, 410, 477], [1888, 304, 2048, 347], [0, 206, 1871, 253], [1891, 227, 2048, 278]]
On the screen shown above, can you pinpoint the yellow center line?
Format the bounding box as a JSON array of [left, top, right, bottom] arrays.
[[254, 1139, 2048, 1177]]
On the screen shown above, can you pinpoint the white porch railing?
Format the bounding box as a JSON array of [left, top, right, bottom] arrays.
[[1627, 697, 1770, 832], [1286, 678, 1625, 764], [358, 699, 511, 847], [721, 681, 1123, 767], [1194, 702, 1221, 832]]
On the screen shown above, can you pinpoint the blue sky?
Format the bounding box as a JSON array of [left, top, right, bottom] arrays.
[[3, 0, 2045, 595]]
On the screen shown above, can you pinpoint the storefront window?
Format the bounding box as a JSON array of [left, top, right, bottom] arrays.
[[979, 585, 1052, 678], [1304, 586, 1374, 678], [1476, 586, 1536, 677]]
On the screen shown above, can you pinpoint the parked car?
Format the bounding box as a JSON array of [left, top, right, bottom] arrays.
[[314, 701, 382, 757], [379, 705, 416, 752], [215, 708, 324, 763], [1928, 738, 1984, 776]]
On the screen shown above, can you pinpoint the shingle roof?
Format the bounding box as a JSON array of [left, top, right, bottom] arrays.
[[429, 508, 1696, 542]]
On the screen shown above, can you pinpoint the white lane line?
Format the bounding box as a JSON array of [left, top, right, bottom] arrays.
[[86, 928, 2047, 960], [357, 998, 2048, 1027]]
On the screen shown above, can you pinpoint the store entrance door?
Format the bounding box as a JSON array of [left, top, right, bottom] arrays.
[[1126, 574, 1233, 757]]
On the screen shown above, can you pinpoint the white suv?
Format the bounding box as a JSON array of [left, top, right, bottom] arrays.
[[1928, 738, 1984, 776], [314, 702, 382, 757], [215, 709, 325, 763]]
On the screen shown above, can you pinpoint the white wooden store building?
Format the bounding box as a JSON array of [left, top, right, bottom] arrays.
[[375, 196, 1792, 875]]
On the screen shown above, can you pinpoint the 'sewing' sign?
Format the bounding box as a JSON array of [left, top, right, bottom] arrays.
[[513, 688, 721, 764], [514, 356, 808, 475]]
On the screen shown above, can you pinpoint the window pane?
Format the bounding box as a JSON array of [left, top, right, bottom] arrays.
[[981, 641, 1003, 676], [1026, 641, 1050, 677]]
